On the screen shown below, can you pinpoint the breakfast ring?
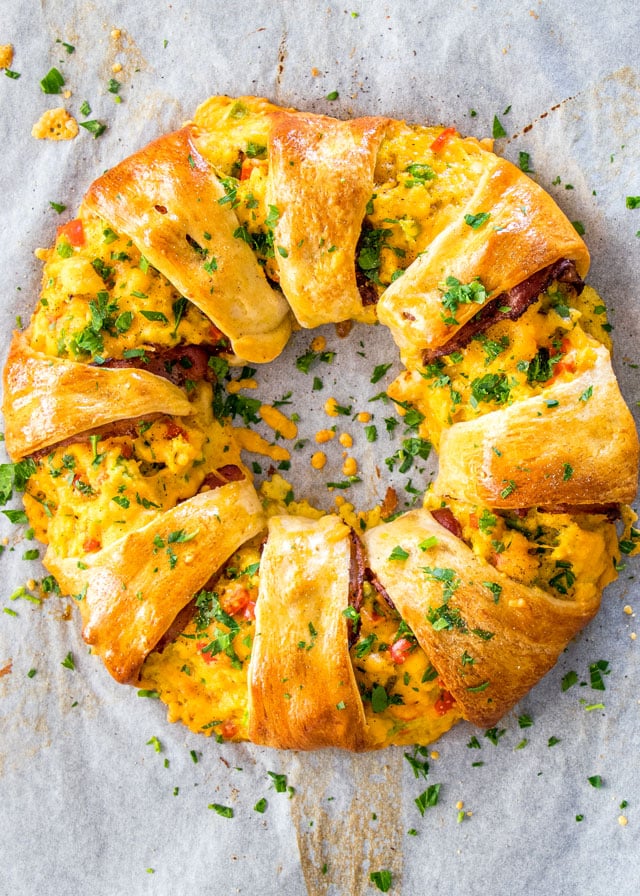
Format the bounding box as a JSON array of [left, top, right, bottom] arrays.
[[2, 95, 637, 751]]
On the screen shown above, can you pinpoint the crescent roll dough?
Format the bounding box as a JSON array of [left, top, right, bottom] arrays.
[[46, 480, 265, 684], [2, 332, 192, 460], [377, 156, 590, 365], [248, 515, 367, 751], [434, 343, 639, 509], [83, 126, 292, 363], [266, 111, 390, 327], [363, 509, 601, 727]]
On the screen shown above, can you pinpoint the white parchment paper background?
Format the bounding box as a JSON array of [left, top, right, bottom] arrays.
[[1, 2, 639, 894]]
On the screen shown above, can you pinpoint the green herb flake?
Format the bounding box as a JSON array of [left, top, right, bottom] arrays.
[[79, 120, 107, 139], [548, 736, 561, 747], [415, 783, 441, 815], [268, 771, 288, 793], [572, 220, 586, 236], [49, 200, 67, 214], [371, 362, 393, 384], [254, 798, 268, 813], [4, 69, 21, 79], [137, 689, 160, 699], [61, 651, 75, 671], [492, 115, 507, 139], [208, 803, 234, 817], [369, 870, 393, 892], [464, 212, 491, 230], [587, 774, 603, 788], [40, 67, 65, 94], [326, 90, 339, 101], [79, 100, 92, 117], [561, 669, 578, 691], [626, 196, 640, 209], [146, 735, 162, 753], [519, 151, 532, 172], [389, 545, 410, 561]]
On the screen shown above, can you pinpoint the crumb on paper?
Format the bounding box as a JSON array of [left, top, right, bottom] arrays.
[[32, 108, 79, 141], [112, 62, 122, 73], [0, 44, 13, 68], [111, 28, 122, 40]]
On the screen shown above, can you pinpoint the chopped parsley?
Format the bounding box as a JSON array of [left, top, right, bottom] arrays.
[[40, 67, 64, 94], [439, 276, 488, 326]]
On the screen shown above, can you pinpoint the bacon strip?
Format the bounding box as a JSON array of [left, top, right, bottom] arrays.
[[101, 343, 222, 386], [423, 258, 584, 362]]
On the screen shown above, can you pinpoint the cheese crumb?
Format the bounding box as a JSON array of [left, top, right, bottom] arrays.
[[31, 108, 79, 141], [324, 397, 340, 417], [111, 28, 122, 39], [0, 44, 14, 69], [618, 815, 628, 826], [310, 335, 326, 352], [112, 62, 123, 73], [338, 433, 353, 448], [311, 451, 327, 470], [430, 750, 439, 760], [260, 405, 298, 440], [342, 457, 358, 477], [456, 800, 464, 810], [315, 429, 335, 444], [356, 411, 371, 423], [623, 605, 633, 615]]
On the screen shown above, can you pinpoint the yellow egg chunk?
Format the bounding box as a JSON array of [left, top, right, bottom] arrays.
[[31, 108, 79, 141]]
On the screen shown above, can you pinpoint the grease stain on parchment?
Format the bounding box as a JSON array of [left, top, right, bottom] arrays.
[[289, 750, 404, 896]]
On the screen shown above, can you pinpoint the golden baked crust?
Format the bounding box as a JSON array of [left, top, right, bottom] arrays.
[[84, 126, 292, 363], [363, 509, 602, 728], [1, 95, 636, 751], [434, 342, 639, 509], [267, 111, 390, 327], [248, 515, 367, 750], [2, 332, 192, 461]]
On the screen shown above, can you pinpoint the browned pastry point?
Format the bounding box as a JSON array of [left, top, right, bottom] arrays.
[[46, 479, 265, 683], [2, 332, 192, 461], [434, 343, 639, 509], [248, 515, 367, 750], [83, 126, 292, 363], [364, 509, 602, 728]]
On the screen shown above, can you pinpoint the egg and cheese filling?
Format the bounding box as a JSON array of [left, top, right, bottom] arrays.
[[139, 538, 462, 748], [23, 382, 242, 557], [388, 283, 611, 450], [29, 208, 222, 364]]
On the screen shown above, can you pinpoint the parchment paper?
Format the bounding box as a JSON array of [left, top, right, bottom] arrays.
[[1, 2, 640, 894]]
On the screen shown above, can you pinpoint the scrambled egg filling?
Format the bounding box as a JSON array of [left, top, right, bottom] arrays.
[[140, 538, 461, 748], [30, 209, 219, 363], [24, 382, 242, 557], [389, 284, 612, 450]]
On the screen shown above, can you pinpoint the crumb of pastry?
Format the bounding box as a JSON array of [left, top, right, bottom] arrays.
[[0, 44, 14, 68], [31, 108, 79, 141]]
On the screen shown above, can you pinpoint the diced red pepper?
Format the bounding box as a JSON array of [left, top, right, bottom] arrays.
[[220, 719, 238, 739], [82, 536, 101, 553], [239, 157, 261, 181], [434, 689, 456, 716], [389, 637, 413, 664], [56, 218, 86, 247], [164, 421, 188, 440], [430, 126, 457, 153]]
